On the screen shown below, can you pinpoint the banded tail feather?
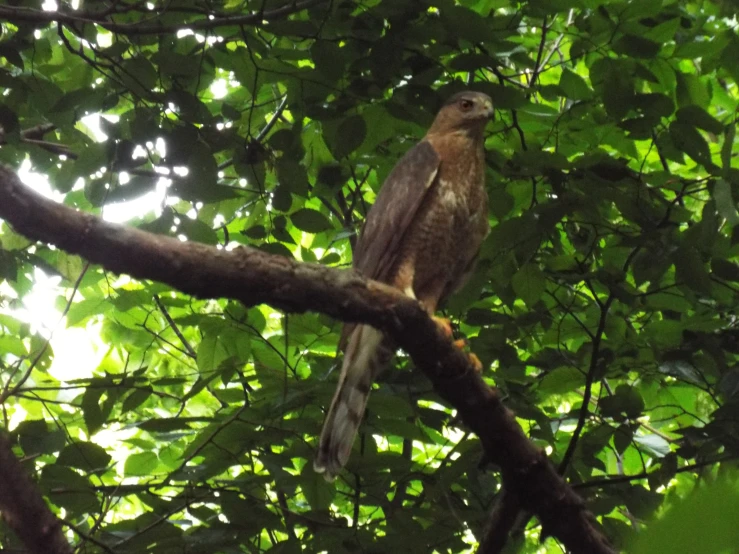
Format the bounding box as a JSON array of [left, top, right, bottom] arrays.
[[314, 324, 389, 480]]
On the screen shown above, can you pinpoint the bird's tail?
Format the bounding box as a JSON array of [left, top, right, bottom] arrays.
[[314, 324, 388, 480]]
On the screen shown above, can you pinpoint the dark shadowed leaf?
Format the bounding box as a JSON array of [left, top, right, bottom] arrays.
[[676, 105, 724, 134], [330, 114, 367, 159], [613, 35, 661, 58], [291, 208, 333, 233], [57, 442, 112, 472]]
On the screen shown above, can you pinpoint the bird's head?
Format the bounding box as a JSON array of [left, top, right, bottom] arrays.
[[427, 91, 494, 138]]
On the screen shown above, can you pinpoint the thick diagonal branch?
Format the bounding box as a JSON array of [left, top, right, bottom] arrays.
[[0, 166, 615, 554]]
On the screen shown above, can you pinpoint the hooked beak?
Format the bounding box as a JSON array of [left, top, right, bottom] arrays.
[[482, 98, 494, 119]]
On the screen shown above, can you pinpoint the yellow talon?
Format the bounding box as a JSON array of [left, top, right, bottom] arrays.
[[467, 353, 483, 373], [432, 316, 454, 339]]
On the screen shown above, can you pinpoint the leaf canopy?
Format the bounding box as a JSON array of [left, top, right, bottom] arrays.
[[1, 0, 739, 552]]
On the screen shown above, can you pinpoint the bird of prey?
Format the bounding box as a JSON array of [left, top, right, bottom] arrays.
[[314, 91, 493, 480]]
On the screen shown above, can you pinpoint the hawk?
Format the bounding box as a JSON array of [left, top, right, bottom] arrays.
[[314, 91, 493, 479]]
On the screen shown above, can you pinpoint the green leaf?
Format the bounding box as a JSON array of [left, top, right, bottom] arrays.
[[712, 258, 739, 281], [676, 71, 710, 108], [449, 53, 496, 72], [512, 264, 546, 307], [291, 208, 333, 233], [721, 38, 739, 86], [632, 93, 675, 119], [328, 114, 367, 159], [16, 420, 65, 456], [713, 179, 739, 225], [311, 41, 346, 81], [538, 366, 583, 396], [599, 385, 645, 419], [613, 424, 634, 454], [613, 35, 661, 58], [57, 442, 112, 472], [477, 82, 527, 110], [602, 71, 635, 119], [81, 387, 105, 435], [300, 463, 335, 510], [121, 387, 153, 413], [0, 44, 24, 70], [0, 104, 20, 138], [440, 5, 493, 43], [558, 69, 593, 101], [40, 466, 98, 515], [633, 433, 671, 458], [197, 332, 229, 372], [676, 106, 723, 135], [644, 17, 680, 43], [106, 175, 158, 204], [674, 246, 712, 294], [633, 477, 739, 554], [669, 122, 712, 166], [0, 334, 28, 357], [138, 418, 193, 433], [177, 217, 219, 245], [124, 451, 159, 476], [722, 124, 735, 172], [275, 157, 310, 197], [120, 58, 158, 96]]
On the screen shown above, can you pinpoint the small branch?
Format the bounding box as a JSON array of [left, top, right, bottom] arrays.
[[528, 16, 549, 90], [153, 294, 197, 358], [255, 95, 289, 144], [60, 519, 115, 554], [218, 95, 288, 171], [0, 124, 76, 159], [557, 294, 615, 474], [577, 454, 739, 489], [20, 124, 57, 140], [276, 490, 298, 540]]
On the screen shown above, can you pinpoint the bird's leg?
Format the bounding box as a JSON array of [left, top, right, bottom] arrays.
[[452, 336, 484, 373], [418, 292, 483, 374], [431, 317, 483, 373]]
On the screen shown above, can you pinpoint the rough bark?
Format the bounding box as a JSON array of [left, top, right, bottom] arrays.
[[478, 489, 523, 554], [0, 433, 72, 554], [0, 166, 615, 554]]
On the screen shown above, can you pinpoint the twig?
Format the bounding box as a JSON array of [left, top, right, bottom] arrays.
[[153, 294, 197, 358]]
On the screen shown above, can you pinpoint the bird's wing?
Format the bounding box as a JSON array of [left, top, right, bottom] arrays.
[[353, 139, 440, 282]]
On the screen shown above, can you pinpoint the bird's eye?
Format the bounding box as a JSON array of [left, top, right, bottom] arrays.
[[459, 99, 474, 111]]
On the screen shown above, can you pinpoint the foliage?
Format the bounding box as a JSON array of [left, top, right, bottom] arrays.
[[1, 0, 739, 552], [632, 474, 739, 554]]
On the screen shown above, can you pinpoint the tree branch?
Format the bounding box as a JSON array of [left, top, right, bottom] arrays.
[[0, 0, 328, 36], [0, 433, 73, 554], [477, 488, 522, 554], [0, 166, 615, 554]]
